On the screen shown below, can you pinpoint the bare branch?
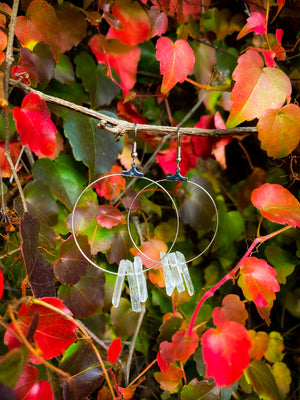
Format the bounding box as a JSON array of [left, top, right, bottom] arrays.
[[10, 80, 258, 139]]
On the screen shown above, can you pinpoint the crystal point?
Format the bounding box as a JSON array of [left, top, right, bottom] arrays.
[[127, 260, 141, 312], [176, 251, 194, 296], [160, 251, 175, 296], [112, 259, 128, 307]]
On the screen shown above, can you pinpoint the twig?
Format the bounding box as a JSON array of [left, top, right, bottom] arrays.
[[125, 302, 146, 386], [9, 80, 258, 139]]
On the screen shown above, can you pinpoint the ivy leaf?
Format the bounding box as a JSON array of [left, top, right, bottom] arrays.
[[4, 297, 78, 360], [0, 140, 21, 178], [14, 365, 53, 400], [238, 257, 280, 309], [264, 331, 284, 363], [0, 347, 29, 388], [63, 110, 122, 181], [181, 379, 219, 400], [0, 269, 3, 300], [156, 37, 195, 94], [54, 235, 90, 286], [58, 267, 105, 319], [107, 0, 150, 45], [237, 12, 267, 40], [212, 294, 248, 326], [130, 239, 167, 269], [147, 6, 168, 39], [13, 93, 57, 157], [257, 104, 300, 158], [248, 330, 269, 360], [94, 164, 126, 201], [154, 364, 184, 394], [265, 245, 297, 284], [227, 50, 291, 128], [97, 205, 125, 229], [251, 183, 300, 227], [244, 360, 281, 400], [201, 321, 251, 387], [272, 362, 292, 398], [110, 298, 139, 339], [107, 338, 122, 364], [89, 34, 140, 92]]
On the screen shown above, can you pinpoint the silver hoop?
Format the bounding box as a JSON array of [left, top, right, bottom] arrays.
[[71, 173, 180, 275], [127, 178, 219, 264]]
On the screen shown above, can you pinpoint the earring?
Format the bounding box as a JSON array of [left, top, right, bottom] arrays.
[[71, 124, 180, 311]]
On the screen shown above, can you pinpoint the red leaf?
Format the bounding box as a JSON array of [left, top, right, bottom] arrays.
[[237, 12, 267, 40], [97, 205, 125, 229], [107, 338, 122, 364], [212, 294, 248, 326], [107, 0, 150, 45], [4, 297, 77, 361], [251, 183, 300, 227], [171, 330, 199, 363], [201, 321, 251, 387], [0, 269, 3, 300], [227, 50, 291, 128], [14, 364, 54, 400], [147, 7, 168, 39], [238, 257, 280, 308], [94, 165, 126, 201], [89, 34, 140, 92], [0, 140, 22, 178], [117, 101, 147, 124], [257, 104, 300, 158], [156, 37, 195, 94], [13, 93, 56, 156], [157, 341, 174, 372]]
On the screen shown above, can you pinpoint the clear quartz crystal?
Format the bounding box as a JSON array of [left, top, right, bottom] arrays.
[[127, 260, 142, 312], [176, 251, 194, 296], [160, 251, 175, 296], [112, 259, 128, 307], [134, 256, 148, 302], [168, 252, 185, 293]]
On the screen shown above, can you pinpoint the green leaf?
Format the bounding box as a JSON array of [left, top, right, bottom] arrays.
[[181, 378, 219, 400], [157, 316, 183, 345], [58, 266, 105, 318], [33, 154, 87, 210], [59, 340, 105, 400], [110, 298, 139, 338], [74, 51, 120, 108], [63, 110, 123, 180], [54, 53, 75, 85], [265, 245, 297, 284], [214, 39, 239, 80], [244, 360, 281, 400], [0, 347, 29, 388]]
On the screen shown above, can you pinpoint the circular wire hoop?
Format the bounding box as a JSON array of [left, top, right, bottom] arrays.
[[128, 178, 219, 264], [71, 173, 180, 275]]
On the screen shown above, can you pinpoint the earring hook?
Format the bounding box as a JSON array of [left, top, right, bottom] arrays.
[[122, 123, 144, 177], [166, 127, 187, 182]]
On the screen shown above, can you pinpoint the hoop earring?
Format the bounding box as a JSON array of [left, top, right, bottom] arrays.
[[71, 124, 181, 311]]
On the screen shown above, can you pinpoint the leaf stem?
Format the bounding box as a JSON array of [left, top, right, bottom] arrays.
[[185, 77, 231, 92]]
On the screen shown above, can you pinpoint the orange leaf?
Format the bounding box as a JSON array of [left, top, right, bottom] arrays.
[[257, 104, 300, 158], [130, 239, 167, 269], [94, 165, 126, 201], [156, 37, 195, 94], [0, 140, 22, 178], [212, 294, 248, 326], [154, 364, 183, 394], [248, 330, 269, 360], [227, 50, 291, 128], [238, 257, 280, 309], [251, 183, 300, 227]]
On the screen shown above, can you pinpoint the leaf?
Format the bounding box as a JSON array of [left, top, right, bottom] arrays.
[[265, 245, 297, 284], [54, 235, 90, 286], [74, 52, 120, 108], [248, 330, 269, 360], [106, 226, 131, 264], [201, 8, 244, 40], [63, 110, 123, 180], [32, 154, 87, 210], [0, 140, 21, 178], [107, 338, 122, 364], [201, 321, 251, 387], [59, 341, 104, 400], [110, 298, 139, 338], [0, 347, 29, 388], [227, 50, 291, 128], [257, 103, 300, 158], [54, 54, 74, 85], [58, 266, 105, 318], [94, 164, 126, 201], [235, 167, 266, 211], [89, 34, 141, 92], [130, 239, 167, 269], [147, 6, 168, 39], [272, 362, 291, 398], [264, 331, 284, 363], [212, 294, 248, 326], [154, 364, 184, 394], [14, 365, 53, 400], [13, 93, 57, 157], [156, 37, 195, 94], [251, 183, 300, 227], [238, 257, 280, 309], [244, 360, 281, 400], [97, 205, 125, 229], [0, 268, 3, 300], [237, 12, 267, 40], [4, 297, 77, 360], [181, 379, 219, 400], [0, 383, 17, 400], [107, 0, 150, 45], [20, 212, 55, 298]]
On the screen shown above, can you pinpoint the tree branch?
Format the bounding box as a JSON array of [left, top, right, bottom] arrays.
[[10, 80, 258, 139]]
